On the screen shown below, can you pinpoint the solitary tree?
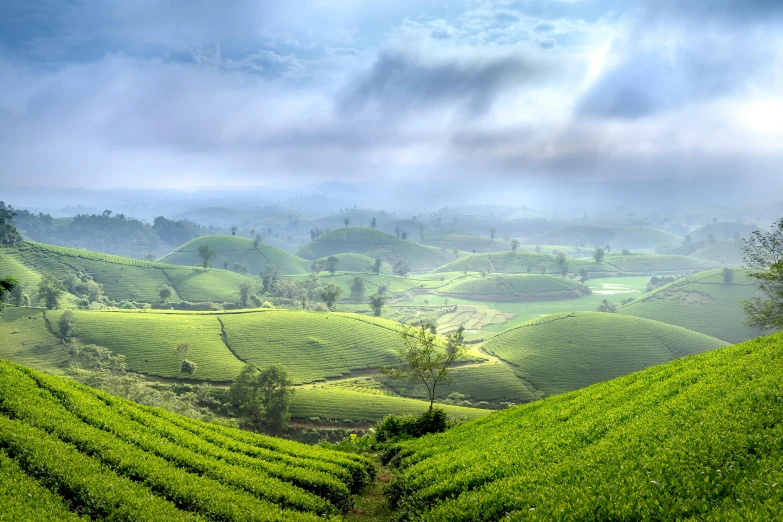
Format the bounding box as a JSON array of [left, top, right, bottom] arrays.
[[580, 268, 589, 284], [59, 310, 76, 341], [318, 283, 343, 309], [249, 229, 256, 238], [325, 255, 339, 275], [9, 280, 28, 307], [343, 218, 351, 228], [381, 324, 468, 411], [0, 278, 19, 312], [221, 257, 229, 269], [555, 252, 569, 277], [741, 218, 783, 329], [489, 227, 496, 240], [228, 364, 294, 432], [722, 267, 735, 285], [393, 259, 410, 277], [159, 285, 173, 303], [176, 342, 197, 375], [38, 274, 65, 310], [369, 294, 386, 316], [349, 277, 366, 302], [401, 231, 408, 240], [371, 258, 382, 275], [198, 245, 216, 271], [597, 299, 617, 313], [239, 281, 254, 307], [452, 249, 459, 259], [370, 217, 377, 229], [594, 247, 606, 263], [708, 233, 716, 244], [253, 234, 262, 248], [231, 226, 238, 236], [394, 226, 401, 238], [511, 239, 520, 252]]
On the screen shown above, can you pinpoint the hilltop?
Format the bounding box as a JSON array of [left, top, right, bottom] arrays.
[[160, 235, 309, 275], [483, 311, 727, 397], [527, 225, 682, 250], [388, 332, 783, 520], [296, 227, 457, 272], [618, 268, 765, 343], [438, 274, 589, 301]]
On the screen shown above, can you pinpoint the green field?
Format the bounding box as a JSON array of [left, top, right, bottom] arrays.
[[1, 242, 261, 304], [483, 311, 727, 397], [438, 274, 588, 301], [527, 225, 682, 250], [419, 229, 508, 253], [618, 268, 764, 343], [389, 333, 783, 520], [296, 228, 460, 272], [160, 235, 310, 275], [0, 307, 70, 370], [0, 359, 372, 519]]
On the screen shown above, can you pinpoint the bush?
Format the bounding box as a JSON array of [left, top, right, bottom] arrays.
[[374, 408, 449, 443]]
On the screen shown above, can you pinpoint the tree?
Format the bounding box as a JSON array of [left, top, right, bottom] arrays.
[[159, 285, 173, 303], [228, 364, 294, 432], [0, 278, 19, 311], [393, 259, 410, 277], [370, 217, 377, 229], [723, 267, 735, 285], [622, 249, 631, 255], [38, 274, 65, 309], [683, 234, 693, 245], [381, 324, 467, 411], [708, 233, 716, 244], [261, 264, 280, 293], [0, 202, 23, 247], [176, 342, 197, 375], [371, 258, 382, 275], [510, 239, 520, 252], [741, 218, 783, 329], [239, 281, 254, 307], [253, 234, 262, 248], [489, 227, 496, 240], [325, 255, 339, 275], [9, 280, 28, 307], [597, 299, 617, 313], [580, 268, 589, 284], [555, 252, 569, 277], [221, 257, 229, 270], [419, 224, 425, 241], [198, 245, 216, 271], [343, 218, 351, 228], [394, 226, 401, 238], [231, 226, 238, 236], [349, 277, 366, 302], [401, 231, 408, 240], [604, 243, 612, 254], [249, 229, 256, 238], [59, 310, 76, 341], [318, 283, 343, 309], [144, 253, 156, 262], [594, 247, 606, 263], [369, 294, 386, 316]]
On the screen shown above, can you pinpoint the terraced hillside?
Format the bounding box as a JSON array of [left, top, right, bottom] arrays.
[[296, 228, 457, 272], [311, 253, 389, 274], [419, 229, 508, 253], [1, 241, 259, 303], [528, 225, 682, 250], [388, 333, 783, 521], [0, 360, 372, 520], [618, 268, 764, 343], [689, 221, 758, 242], [160, 235, 310, 275], [602, 253, 720, 273], [439, 274, 588, 301], [672, 240, 744, 265], [484, 312, 727, 397]]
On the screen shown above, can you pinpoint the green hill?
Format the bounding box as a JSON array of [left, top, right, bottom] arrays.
[[311, 253, 389, 274], [690, 221, 758, 242], [160, 235, 310, 275], [419, 229, 508, 253], [0, 359, 372, 519], [439, 274, 589, 301], [528, 225, 682, 250], [1, 241, 258, 304], [388, 333, 783, 521], [296, 228, 457, 272], [671, 240, 744, 265], [618, 268, 764, 343], [602, 253, 720, 273], [483, 311, 727, 397]]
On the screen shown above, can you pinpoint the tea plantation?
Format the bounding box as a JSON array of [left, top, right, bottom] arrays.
[[388, 333, 783, 520], [438, 274, 587, 301], [0, 360, 373, 520]]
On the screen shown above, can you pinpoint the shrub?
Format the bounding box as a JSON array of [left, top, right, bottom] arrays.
[[374, 408, 449, 443]]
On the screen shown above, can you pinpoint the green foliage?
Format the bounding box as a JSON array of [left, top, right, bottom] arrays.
[[374, 408, 449, 443], [594, 246, 606, 263], [325, 255, 339, 275], [0, 201, 23, 247], [741, 218, 783, 330], [349, 277, 365, 301], [197, 244, 216, 270], [37, 273, 65, 309], [239, 280, 253, 307], [369, 293, 386, 316], [230, 364, 294, 432], [510, 239, 520, 251], [596, 298, 617, 312], [318, 283, 343, 309], [723, 267, 735, 284], [58, 309, 75, 340], [439, 274, 587, 302], [0, 277, 19, 311], [387, 333, 783, 521]]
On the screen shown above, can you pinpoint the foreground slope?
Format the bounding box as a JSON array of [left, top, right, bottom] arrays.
[[0, 360, 373, 520], [618, 268, 764, 343], [389, 332, 783, 520], [160, 235, 310, 275], [484, 311, 727, 397]]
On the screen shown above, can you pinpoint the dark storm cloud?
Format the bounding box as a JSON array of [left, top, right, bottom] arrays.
[[337, 50, 549, 116]]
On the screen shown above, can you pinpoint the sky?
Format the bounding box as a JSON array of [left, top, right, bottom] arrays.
[[1, 0, 782, 190]]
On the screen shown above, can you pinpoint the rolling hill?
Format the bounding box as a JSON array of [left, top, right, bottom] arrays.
[[419, 229, 509, 253], [0, 241, 259, 304], [296, 227, 458, 272], [671, 240, 744, 265], [618, 268, 765, 343], [528, 225, 682, 250], [483, 311, 727, 397], [388, 332, 783, 521], [311, 252, 389, 274], [0, 359, 372, 519], [689, 221, 758, 242], [438, 274, 589, 301], [160, 235, 310, 275]]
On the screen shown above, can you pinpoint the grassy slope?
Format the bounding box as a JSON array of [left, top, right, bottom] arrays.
[[296, 228, 459, 272], [390, 333, 783, 521], [160, 235, 310, 275], [0, 307, 70, 371], [439, 274, 585, 301], [419, 229, 508, 253], [2, 242, 259, 303], [0, 359, 371, 520], [618, 268, 764, 343], [312, 253, 389, 274], [484, 311, 727, 397], [527, 225, 682, 250]]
